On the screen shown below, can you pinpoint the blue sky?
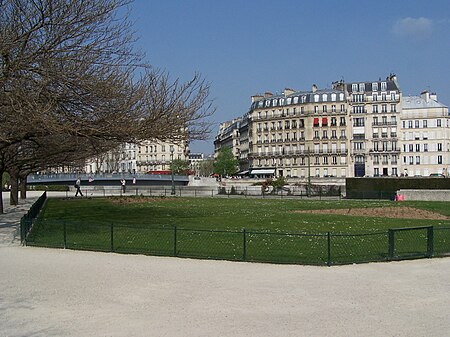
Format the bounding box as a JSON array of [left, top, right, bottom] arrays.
[[130, 0, 450, 154]]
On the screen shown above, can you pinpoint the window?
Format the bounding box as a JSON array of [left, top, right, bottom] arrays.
[[382, 104, 387, 113], [340, 117, 346, 126], [438, 143, 443, 151], [391, 92, 396, 101], [424, 144, 428, 152], [331, 105, 336, 112], [409, 156, 413, 165], [314, 131, 319, 139], [313, 118, 319, 127], [331, 117, 337, 126], [314, 106, 319, 113], [381, 82, 386, 91], [323, 105, 327, 112], [409, 144, 413, 152], [373, 105, 378, 113], [322, 94, 327, 101], [340, 104, 345, 112], [416, 156, 420, 165], [352, 84, 358, 92], [392, 155, 397, 164], [301, 107, 305, 114], [423, 120, 427, 128], [372, 82, 378, 91], [323, 130, 328, 139], [332, 156, 337, 165], [322, 117, 328, 126], [314, 95, 319, 102], [374, 155, 379, 164], [408, 121, 413, 128], [390, 104, 396, 112], [416, 144, 420, 152], [323, 156, 328, 165], [438, 155, 443, 164], [353, 118, 364, 127], [359, 83, 365, 92], [437, 119, 442, 127], [331, 130, 337, 139], [374, 168, 379, 176]]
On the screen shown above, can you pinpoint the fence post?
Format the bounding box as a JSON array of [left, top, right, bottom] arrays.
[[63, 222, 67, 249], [327, 232, 331, 266], [243, 229, 247, 261], [173, 226, 177, 257], [388, 229, 394, 260], [427, 226, 434, 258], [111, 223, 114, 252]]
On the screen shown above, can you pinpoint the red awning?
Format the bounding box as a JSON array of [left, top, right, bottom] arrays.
[[313, 118, 319, 125], [322, 117, 328, 125]]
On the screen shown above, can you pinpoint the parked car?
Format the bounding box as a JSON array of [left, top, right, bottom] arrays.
[[429, 173, 445, 177]]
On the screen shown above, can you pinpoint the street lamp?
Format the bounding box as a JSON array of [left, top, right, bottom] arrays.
[[307, 146, 311, 197], [170, 145, 175, 195]]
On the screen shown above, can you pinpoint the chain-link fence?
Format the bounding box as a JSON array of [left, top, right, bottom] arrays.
[[23, 220, 450, 266], [20, 191, 47, 242]]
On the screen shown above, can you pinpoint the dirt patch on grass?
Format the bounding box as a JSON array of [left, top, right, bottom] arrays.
[[109, 196, 177, 204], [293, 207, 448, 220]]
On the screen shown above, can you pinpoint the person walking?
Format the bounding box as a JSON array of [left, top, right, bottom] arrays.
[[75, 178, 83, 197], [120, 178, 126, 194]]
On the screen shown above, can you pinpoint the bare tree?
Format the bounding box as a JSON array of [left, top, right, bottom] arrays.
[[0, 0, 214, 211]]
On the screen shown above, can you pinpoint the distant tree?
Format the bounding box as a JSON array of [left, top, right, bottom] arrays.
[[171, 159, 190, 175], [198, 159, 214, 177], [213, 148, 238, 177]]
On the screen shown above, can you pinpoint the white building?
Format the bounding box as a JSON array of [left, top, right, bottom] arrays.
[[401, 91, 449, 176]]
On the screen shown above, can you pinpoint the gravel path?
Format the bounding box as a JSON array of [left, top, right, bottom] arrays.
[[1, 191, 450, 336], [1, 246, 450, 337]]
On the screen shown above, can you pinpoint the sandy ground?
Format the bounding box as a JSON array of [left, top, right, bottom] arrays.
[[1, 192, 450, 336], [0, 246, 449, 337]]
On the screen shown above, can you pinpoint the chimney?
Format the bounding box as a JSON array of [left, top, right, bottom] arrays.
[[421, 90, 430, 103], [284, 88, 295, 97], [311, 84, 318, 93], [430, 93, 438, 101], [251, 94, 263, 103], [264, 91, 273, 98]]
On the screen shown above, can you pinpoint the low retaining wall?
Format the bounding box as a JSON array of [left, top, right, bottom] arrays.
[[398, 189, 450, 201]]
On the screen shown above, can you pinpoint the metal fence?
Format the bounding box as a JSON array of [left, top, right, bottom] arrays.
[[23, 221, 450, 266], [20, 191, 47, 242], [62, 185, 342, 200]]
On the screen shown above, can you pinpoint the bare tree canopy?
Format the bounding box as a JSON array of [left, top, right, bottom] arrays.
[[0, 0, 215, 210]]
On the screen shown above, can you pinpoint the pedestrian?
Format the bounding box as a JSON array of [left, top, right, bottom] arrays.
[[120, 178, 126, 193], [75, 178, 83, 197]]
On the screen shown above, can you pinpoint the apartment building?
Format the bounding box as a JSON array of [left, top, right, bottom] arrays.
[[347, 74, 401, 177], [214, 75, 449, 178], [135, 140, 188, 174], [248, 84, 350, 178], [213, 118, 242, 159], [401, 91, 449, 176]]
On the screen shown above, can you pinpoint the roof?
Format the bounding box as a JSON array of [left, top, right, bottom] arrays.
[[403, 96, 448, 109]]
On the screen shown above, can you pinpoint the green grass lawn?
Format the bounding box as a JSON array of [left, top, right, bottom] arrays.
[[27, 197, 450, 265]]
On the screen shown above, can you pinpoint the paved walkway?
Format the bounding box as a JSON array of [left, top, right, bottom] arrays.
[[0, 191, 450, 336], [0, 192, 41, 246]]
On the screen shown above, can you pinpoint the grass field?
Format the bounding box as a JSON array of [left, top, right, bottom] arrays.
[[27, 197, 450, 265]]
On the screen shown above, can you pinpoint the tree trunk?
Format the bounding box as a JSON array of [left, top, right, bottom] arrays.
[[0, 168, 4, 214], [19, 174, 27, 199], [9, 171, 19, 206]]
